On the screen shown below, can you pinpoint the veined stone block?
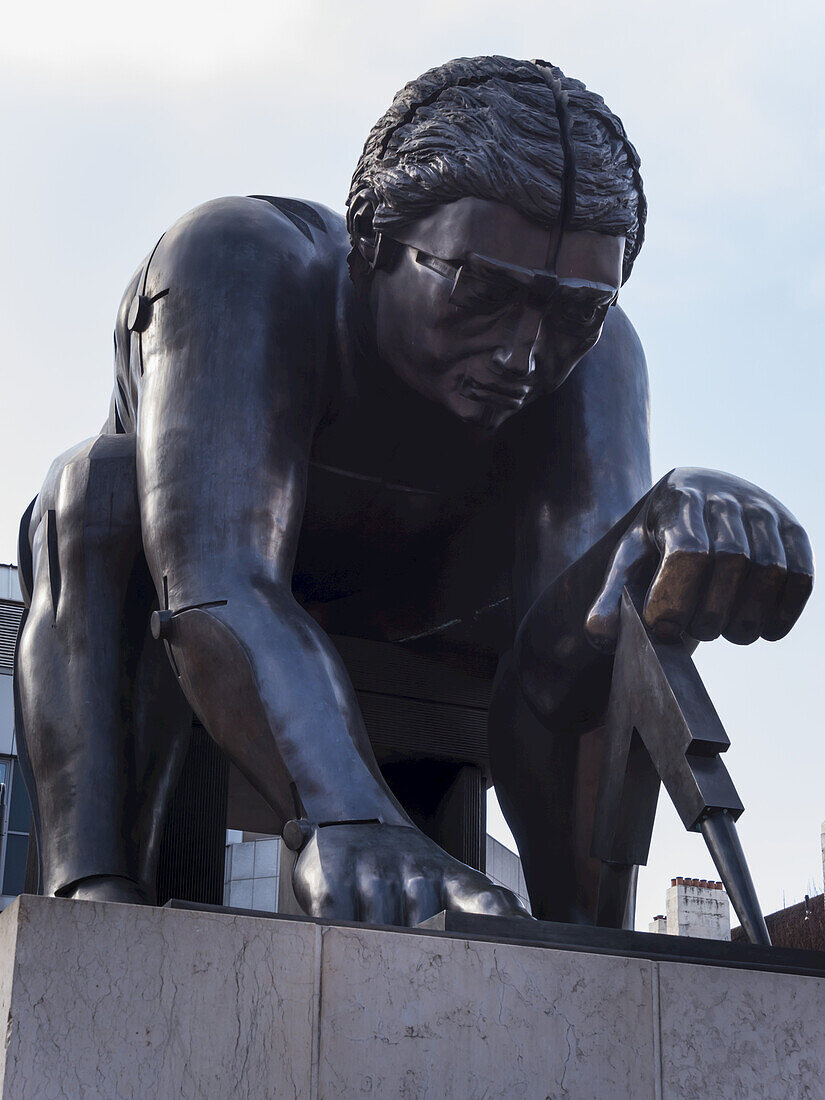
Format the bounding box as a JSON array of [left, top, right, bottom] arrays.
[[318, 924, 654, 1097], [0, 895, 317, 1099], [658, 960, 825, 1098], [0, 895, 823, 1098]]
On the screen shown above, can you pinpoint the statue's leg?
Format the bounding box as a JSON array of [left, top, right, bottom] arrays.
[[15, 433, 190, 902], [126, 557, 194, 901], [488, 655, 614, 924]]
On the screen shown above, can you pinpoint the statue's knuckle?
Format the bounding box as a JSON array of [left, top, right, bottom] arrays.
[[715, 548, 749, 570], [751, 553, 785, 576], [742, 502, 773, 526], [671, 485, 703, 508], [669, 542, 708, 564], [783, 521, 809, 548], [708, 491, 738, 508], [789, 567, 814, 589]]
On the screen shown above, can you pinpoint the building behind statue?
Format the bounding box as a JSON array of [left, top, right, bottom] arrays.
[[649, 878, 730, 940], [0, 564, 31, 906]]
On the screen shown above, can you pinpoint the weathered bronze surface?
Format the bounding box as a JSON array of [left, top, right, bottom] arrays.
[[13, 56, 813, 930]]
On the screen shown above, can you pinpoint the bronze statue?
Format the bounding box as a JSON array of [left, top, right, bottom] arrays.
[[13, 56, 813, 928]]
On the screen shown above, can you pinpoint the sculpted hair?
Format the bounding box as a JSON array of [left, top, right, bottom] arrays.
[[347, 55, 646, 284]]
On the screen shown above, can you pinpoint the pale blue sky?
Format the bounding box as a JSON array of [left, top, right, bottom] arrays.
[[1, 0, 823, 928]]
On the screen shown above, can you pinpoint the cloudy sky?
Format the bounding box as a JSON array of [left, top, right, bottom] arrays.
[[2, 0, 823, 928]]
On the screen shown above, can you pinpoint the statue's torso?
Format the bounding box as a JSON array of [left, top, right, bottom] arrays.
[[295, 392, 504, 606], [108, 197, 557, 638]]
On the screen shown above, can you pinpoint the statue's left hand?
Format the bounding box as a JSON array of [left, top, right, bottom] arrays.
[[585, 467, 814, 649]]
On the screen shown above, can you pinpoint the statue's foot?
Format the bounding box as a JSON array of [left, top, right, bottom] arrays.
[[290, 821, 531, 927], [60, 875, 148, 904]]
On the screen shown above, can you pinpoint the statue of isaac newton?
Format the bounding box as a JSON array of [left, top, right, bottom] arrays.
[[14, 56, 813, 929]]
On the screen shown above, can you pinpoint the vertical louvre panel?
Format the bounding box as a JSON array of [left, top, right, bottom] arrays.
[[436, 765, 487, 872], [0, 601, 24, 674], [156, 722, 229, 906]]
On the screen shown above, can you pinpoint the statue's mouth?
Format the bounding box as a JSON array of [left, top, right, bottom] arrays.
[[461, 375, 531, 409]]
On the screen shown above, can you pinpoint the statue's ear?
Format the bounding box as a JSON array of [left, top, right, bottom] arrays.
[[349, 191, 388, 271]]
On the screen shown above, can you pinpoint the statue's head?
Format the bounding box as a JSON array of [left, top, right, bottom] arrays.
[[347, 56, 646, 429]]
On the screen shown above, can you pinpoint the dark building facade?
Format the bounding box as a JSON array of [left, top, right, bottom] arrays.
[[732, 893, 825, 951]]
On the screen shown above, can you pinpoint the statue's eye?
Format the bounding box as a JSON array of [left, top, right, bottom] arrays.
[[415, 251, 458, 281], [450, 271, 518, 313], [564, 302, 602, 325], [553, 291, 613, 330]]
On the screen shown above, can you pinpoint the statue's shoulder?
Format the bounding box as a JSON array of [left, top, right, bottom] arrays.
[[579, 304, 646, 377], [150, 196, 348, 279], [599, 305, 644, 358], [244, 195, 347, 247]]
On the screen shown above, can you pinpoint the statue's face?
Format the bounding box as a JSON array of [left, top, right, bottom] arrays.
[[368, 197, 625, 429]]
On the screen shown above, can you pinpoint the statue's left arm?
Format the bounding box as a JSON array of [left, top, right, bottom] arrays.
[[510, 307, 814, 731]]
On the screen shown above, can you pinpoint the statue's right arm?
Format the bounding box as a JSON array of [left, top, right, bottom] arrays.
[[130, 197, 411, 829], [133, 196, 329, 600]]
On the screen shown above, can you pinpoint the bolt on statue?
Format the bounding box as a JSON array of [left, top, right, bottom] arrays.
[[13, 56, 813, 932]]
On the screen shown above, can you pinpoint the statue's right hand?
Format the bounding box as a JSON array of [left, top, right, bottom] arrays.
[[288, 820, 530, 927]]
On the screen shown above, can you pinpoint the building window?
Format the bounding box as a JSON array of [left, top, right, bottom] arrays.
[[0, 757, 31, 898]]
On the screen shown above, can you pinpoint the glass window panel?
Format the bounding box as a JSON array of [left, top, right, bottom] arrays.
[[2, 834, 29, 896], [0, 759, 10, 834], [7, 764, 31, 834]]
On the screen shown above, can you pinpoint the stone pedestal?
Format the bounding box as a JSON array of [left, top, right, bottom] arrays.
[[0, 895, 823, 1098]]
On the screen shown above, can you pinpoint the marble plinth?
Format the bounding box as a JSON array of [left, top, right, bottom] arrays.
[[0, 895, 823, 1098]]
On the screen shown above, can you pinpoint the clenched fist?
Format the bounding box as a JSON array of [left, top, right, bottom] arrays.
[[585, 468, 814, 649]]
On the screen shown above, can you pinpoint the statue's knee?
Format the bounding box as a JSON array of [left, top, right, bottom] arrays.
[[26, 435, 142, 621], [56, 435, 139, 540], [42, 437, 140, 589]]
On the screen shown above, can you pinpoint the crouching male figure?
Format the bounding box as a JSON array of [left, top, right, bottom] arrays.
[[15, 56, 813, 926]]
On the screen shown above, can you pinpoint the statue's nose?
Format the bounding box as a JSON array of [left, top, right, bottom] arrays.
[[492, 313, 542, 378], [491, 344, 532, 377]]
